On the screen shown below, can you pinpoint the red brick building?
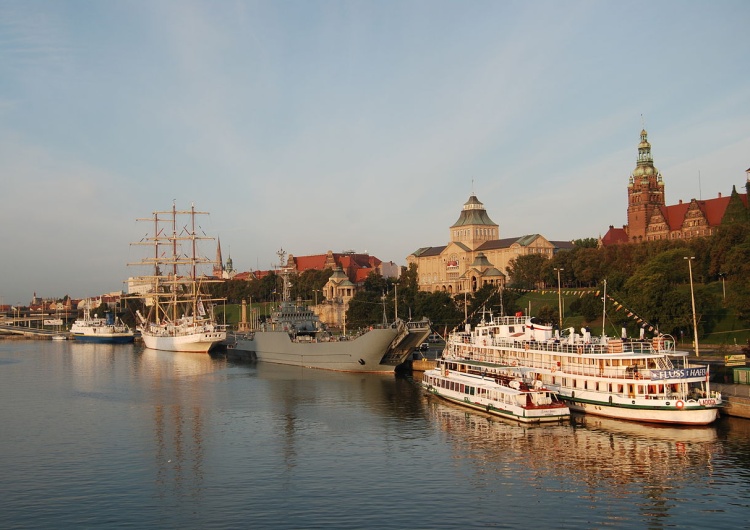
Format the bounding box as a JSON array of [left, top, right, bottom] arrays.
[[602, 130, 749, 246]]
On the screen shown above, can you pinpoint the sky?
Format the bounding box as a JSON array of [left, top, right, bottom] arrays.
[[1, 0, 749, 306]]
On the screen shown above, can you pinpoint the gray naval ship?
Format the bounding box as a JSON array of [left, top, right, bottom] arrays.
[[234, 257, 430, 373]]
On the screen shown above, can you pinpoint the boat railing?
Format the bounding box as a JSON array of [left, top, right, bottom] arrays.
[[448, 347, 683, 382], [404, 319, 431, 330], [466, 335, 662, 357]]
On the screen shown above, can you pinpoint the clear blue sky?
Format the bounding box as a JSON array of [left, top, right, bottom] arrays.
[[1, 0, 749, 306]]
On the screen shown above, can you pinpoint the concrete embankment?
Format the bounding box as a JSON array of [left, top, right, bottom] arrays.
[[713, 382, 750, 419]]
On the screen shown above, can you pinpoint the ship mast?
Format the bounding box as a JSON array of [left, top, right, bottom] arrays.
[[129, 202, 223, 324], [277, 248, 291, 304]]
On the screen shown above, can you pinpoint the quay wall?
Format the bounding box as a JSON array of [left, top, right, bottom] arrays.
[[714, 382, 750, 419]]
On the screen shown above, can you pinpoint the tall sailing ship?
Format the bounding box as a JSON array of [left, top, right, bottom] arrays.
[[129, 203, 226, 353]]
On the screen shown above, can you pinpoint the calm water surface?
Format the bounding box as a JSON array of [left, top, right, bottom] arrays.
[[1, 340, 749, 529]]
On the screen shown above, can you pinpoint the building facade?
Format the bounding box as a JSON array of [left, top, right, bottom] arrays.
[[407, 195, 571, 293], [602, 130, 750, 246]]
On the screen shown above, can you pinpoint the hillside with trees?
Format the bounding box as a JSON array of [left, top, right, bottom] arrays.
[[203, 217, 749, 347]]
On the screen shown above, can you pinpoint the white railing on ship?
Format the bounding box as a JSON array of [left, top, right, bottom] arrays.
[[457, 335, 667, 356]]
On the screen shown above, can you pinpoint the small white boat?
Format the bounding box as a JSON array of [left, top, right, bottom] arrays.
[[70, 309, 134, 344], [422, 358, 570, 423]]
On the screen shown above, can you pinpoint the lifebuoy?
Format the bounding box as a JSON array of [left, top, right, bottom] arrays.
[[512, 360, 517, 366], [676, 400, 684, 409], [576, 347, 582, 354], [551, 366, 557, 373], [524, 344, 530, 351]]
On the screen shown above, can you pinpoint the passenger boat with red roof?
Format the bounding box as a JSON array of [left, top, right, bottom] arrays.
[[422, 357, 570, 423]]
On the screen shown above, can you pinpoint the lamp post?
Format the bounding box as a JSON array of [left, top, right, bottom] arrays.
[[684, 256, 699, 357], [313, 289, 321, 306], [554, 268, 564, 331], [718, 272, 726, 301]]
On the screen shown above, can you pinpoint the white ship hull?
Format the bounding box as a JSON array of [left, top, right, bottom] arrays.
[[142, 329, 226, 353], [236, 327, 405, 373], [562, 390, 719, 425], [422, 365, 569, 424]]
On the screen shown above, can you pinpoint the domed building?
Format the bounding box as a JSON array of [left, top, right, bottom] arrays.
[[407, 195, 572, 293], [601, 129, 749, 245]]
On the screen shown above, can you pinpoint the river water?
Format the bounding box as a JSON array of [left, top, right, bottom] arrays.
[[1, 340, 749, 529]]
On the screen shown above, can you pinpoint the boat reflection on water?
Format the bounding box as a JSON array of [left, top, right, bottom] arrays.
[[136, 347, 230, 498], [252, 359, 426, 418], [425, 397, 720, 508]]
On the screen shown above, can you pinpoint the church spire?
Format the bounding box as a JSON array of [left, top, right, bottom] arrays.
[[214, 238, 224, 277]]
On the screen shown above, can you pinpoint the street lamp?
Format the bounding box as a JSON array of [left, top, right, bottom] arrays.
[[718, 272, 726, 301], [684, 256, 699, 357], [554, 268, 564, 331]]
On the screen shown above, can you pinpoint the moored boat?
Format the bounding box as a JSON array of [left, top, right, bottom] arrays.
[[234, 250, 430, 372], [422, 358, 570, 423], [443, 312, 722, 425], [129, 203, 226, 353], [70, 309, 134, 344]]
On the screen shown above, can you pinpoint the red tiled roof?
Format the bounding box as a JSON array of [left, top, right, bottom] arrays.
[[601, 226, 629, 246], [701, 196, 734, 226], [662, 202, 690, 230], [662, 193, 746, 230], [354, 268, 373, 283], [292, 255, 328, 271]]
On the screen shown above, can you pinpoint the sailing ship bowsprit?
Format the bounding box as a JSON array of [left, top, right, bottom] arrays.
[[129, 203, 226, 353]]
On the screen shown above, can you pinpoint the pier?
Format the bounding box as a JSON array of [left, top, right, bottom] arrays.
[[0, 317, 69, 339]]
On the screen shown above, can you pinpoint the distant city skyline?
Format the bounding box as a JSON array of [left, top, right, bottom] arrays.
[[1, 1, 749, 304]]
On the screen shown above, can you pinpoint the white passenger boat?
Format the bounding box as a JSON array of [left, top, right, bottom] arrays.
[[422, 358, 570, 423], [444, 313, 722, 425], [70, 309, 134, 344]]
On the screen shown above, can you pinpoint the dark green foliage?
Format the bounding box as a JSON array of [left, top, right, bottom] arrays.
[[535, 305, 557, 326], [505, 219, 750, 338], [569, 294, 601, 322], [506, 253, 548, 289]]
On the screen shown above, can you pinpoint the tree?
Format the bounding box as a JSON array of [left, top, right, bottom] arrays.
[[413, 291, 463, 332], [571, 247, 603, 287], [398, 263, 419, 314], [506, 254, 549, 289], [569, 294, 601, 322], [572, 237, 598, 248]]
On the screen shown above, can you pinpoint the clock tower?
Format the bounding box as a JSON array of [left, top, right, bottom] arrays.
[[627, 129, 665, 242]]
